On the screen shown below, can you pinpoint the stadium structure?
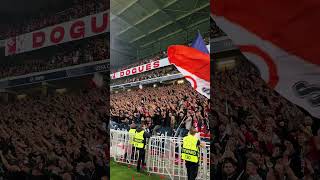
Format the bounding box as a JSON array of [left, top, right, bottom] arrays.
[[110, 0, 210, 179], [0, 0, 109, 179]]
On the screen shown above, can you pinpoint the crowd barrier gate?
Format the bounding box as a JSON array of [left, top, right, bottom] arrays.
[[110, 129, 210, 180]]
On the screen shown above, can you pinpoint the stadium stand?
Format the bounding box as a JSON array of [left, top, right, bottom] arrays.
[[111, 83, 210, 139], [110, 30, 210, 136], [0, 0, 109, 179], [109, 0, 211, 179], [111, 66, 179, 85], [0, 0, 108, 39], [111, 53, 165, 73], [211, 56, 320, 179], [0, 87, 108, 179], [0, 35, 109, 79]]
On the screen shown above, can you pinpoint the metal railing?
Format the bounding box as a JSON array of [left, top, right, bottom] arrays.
[[110, 129, 210, 180]]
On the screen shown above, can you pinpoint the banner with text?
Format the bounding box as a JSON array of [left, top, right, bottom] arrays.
[[5, 11, 109, 56], [111, 45, 209, 80], [111, 58, 170, 79]]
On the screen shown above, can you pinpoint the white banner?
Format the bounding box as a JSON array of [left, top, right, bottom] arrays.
[[5, 11, 109, 56], [110, 58, 170, 79]]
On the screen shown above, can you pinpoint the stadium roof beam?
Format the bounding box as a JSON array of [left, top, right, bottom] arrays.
[[111, 47, 136, 58], [110, 0, 139, 21], [156, 0, 202, 34], [140, 18, 208, 48], [110, 0, 209, 68], [116, 0, 179, 36], [130, 2, 209, 44], [114, 17, 150, 37]]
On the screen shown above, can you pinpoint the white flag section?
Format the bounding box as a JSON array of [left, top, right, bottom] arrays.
[[176, 66, 210, 99], [212, 16, 320, 118]]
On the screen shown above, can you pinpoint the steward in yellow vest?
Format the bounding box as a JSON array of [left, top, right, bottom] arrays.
[[133, 125, 150, 172], [133, 130, 145, 148], [182, 134, 200, 163], [181, 127, 205, 180], [128, 124, 137, 145]]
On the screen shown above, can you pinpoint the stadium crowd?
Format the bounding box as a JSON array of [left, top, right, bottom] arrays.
[[211, 58, 320, 180], [0, 35, 108, 79], [110, 66, 180, 85], [0, 0, 108, 39], [110, 83, 210, 139], [0, 87, 109, 179], [112, 54, 165, 73]]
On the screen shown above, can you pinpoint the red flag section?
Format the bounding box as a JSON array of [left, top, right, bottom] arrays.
[[211, 0, 320, 66], [168, 45, 210, 99], [168, 45, 210, 82], [211, 0, 320, 118]]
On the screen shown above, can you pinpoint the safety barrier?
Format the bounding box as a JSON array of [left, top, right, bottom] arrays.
[[110, 129, 210, 180]]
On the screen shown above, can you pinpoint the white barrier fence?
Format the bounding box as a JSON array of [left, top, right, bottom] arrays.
[[110, 129, 210, 180]]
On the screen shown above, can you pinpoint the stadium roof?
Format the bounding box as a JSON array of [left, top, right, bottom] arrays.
[[111, 0, 210, 69]]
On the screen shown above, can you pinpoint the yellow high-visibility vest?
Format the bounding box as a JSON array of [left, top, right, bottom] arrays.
[[181, 134, 199, 163], [128, 129, 136, 145], [133, 131, 145, 148]]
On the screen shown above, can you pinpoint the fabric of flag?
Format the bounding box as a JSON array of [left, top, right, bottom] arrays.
[[191, 32, 209, 54], [168, 32, 210, 99], [211, 0, 320, 118]]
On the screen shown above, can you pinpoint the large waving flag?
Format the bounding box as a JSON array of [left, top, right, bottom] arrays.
[[168, 32, 210, 99], [211, 0, 320, 118]]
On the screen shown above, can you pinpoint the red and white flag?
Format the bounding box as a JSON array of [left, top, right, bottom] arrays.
[[168, 45, 210, 99], [212, 0, 320, 118]]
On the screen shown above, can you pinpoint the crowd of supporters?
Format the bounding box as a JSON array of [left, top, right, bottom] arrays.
[[112, 53, 165, 73], [211, 58, 320, 180], [0, 0, 108, 39], [0, 35, 108, 79], [110, 83, 210, 139], [110, 66, 180, 85], [0, 87, 109, 180]]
